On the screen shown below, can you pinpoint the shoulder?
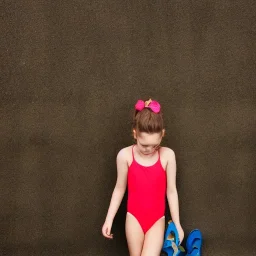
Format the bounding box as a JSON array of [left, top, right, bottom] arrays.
[[116, 145, 133, 162], [160, 147, 176, 160], [161, 147, 176, 174]]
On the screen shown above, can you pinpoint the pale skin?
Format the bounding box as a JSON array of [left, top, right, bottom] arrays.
[[102, 130, 184, 256]]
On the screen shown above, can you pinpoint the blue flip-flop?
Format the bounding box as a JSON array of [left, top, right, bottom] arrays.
[[164, 221, 180, 244], [162, 221, 185, 256], [186, 229, 202, 256]]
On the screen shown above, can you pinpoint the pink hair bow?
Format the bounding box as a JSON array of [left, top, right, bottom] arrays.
[[135, 99, 161, 113]]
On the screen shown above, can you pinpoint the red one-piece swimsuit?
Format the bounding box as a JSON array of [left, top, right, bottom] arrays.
[[127, 145, 167, 234]]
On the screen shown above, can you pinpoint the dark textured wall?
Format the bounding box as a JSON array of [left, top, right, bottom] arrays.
[[1, 1, 256, 255]]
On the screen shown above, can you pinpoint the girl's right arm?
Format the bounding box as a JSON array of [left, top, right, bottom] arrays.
[[102, 148, 128, 239]]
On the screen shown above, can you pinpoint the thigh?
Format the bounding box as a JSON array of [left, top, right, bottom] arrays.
[[141, 217, 165, 256], [125, 213, 144, 256]]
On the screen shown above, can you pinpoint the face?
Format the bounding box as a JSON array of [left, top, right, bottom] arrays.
[[134, 130, 164, 155]]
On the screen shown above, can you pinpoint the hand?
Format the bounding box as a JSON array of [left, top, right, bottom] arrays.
[[176, 224, 184, 244], [102, 221, 113, 239]]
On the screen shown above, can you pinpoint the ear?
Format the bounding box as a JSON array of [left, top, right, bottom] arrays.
[[162, 129, 166, 137], [133, 129, 137, 139]]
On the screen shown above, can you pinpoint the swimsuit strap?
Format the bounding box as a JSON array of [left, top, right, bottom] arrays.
[[132, 145, 135, 160], [157, 147, 161, 161]]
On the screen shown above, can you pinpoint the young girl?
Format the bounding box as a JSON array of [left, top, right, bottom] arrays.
[[102, 99, 184, 256]]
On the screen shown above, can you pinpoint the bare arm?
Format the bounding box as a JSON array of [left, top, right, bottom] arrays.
[[166, 148, 184, 243], [102, 149, 128, 238]]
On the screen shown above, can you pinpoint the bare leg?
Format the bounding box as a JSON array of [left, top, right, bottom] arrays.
[[141, 217, 165, 256], [125, 213, 144, 256]]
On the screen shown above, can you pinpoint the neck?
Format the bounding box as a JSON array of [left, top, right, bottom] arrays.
[[136, 145, 158, 158]]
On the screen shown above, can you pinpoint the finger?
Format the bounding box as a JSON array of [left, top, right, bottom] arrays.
[[106, 232, 114, 239], [103, 231, 111, 238], [104, 233, 113, 239], [103, 228, 113, 239], [102, 227, 108, 237], [106, 227, 112, 236], [102, 227, 107, 236]]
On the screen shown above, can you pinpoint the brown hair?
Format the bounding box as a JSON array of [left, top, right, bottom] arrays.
[[132, 102, 164, 133]]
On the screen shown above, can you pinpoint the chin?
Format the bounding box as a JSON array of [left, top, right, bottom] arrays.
[[143, 151, 152, 155]]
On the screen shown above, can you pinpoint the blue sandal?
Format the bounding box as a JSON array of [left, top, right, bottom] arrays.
[[186, 229, 202, 256], [162, 221, 185, 256]]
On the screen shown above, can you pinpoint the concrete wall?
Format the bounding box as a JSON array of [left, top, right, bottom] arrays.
[[1, 1, 256, 255]]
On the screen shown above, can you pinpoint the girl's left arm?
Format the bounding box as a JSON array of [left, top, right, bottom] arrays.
[[166, 148, 184, 243]]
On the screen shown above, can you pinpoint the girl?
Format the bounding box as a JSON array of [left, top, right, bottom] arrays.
[[102, 99, 184, 256]]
